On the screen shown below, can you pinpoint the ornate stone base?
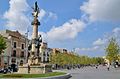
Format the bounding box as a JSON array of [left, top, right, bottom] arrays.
[[28, 57, 41, 65], [18, 64, 52, 74]]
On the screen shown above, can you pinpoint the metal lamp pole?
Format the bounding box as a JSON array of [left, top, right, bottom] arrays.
[[8, 36, 12, 65]]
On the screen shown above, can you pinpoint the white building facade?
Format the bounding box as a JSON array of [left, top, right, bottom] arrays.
[[40, 42, 51, 63], [0, 30, 28, 66]]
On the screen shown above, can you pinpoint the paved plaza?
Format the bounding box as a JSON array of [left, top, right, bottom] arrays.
[[54, 66, 120, 79]]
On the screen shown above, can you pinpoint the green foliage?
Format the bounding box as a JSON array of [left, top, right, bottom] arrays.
[[0, 35, 6, 55], [50, 51, 104, 65], [0, 72, 66, 78], [106, 37, 120, 62]]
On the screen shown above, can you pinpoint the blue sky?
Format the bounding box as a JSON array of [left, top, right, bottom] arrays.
[[0, 0, 120, 57]]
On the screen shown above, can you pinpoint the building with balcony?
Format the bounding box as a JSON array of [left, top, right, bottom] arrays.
[[40, 42, 51, 63], [52, 48, 68, 55], [0, 30, 28, 67]]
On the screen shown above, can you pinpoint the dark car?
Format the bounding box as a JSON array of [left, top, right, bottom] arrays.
[[11, 64, 18, 72], [0, 68, 8, 74], [3, 68, 8, 74], [0, 68, 4, 73]]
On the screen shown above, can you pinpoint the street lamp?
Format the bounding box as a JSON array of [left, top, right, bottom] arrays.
[[25, 29, 29, 63], [8, 36, 12, 65]]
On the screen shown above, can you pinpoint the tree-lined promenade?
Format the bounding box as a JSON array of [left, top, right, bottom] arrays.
[[50, 51, 104, 69], [50, 37, 120, 69]]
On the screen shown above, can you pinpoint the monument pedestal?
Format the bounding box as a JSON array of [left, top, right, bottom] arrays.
[[18, 64, 52, 74]]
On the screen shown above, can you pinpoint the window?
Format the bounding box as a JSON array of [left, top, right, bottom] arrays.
[[27, 52, 30, 58], [12, 50, 16, 57], [20, 51, 24, 57], [22, 44, 24, 49], [43, 57, 45, 63], [20, 60, 23, 66], [13, 42, 16, 48], [43, 52, 46, 56], [47, 57, 49, 62], [47, 52, 49, 56], [11, 58, 16, 63]]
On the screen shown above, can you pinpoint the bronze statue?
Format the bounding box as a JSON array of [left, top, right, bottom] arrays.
[[32, 1, 39, 17], [31, 1, 40, 25], [35, 1, 38, 12]]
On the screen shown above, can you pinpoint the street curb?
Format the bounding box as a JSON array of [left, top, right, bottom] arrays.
[[0, 73, 72, 79], [42, 73, 72, 79]]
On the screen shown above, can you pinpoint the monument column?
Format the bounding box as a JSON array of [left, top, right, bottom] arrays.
[[31, 1, 40, 56]]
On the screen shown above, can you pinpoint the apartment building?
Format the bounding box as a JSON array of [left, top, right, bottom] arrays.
[[40, 42, 51, 63], [0, 30, 28, 67], [52, 48, 68, 55]]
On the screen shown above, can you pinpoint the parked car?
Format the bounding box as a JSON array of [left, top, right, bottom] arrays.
[[11, 64, 18, 72], [0, 68, 4, 73], [0, 67, 12, 74]]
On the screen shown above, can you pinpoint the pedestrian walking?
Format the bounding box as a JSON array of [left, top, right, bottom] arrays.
[[28, 65, 30, 73], [107, 62, 110, 71], [95, 64, 99, 69]]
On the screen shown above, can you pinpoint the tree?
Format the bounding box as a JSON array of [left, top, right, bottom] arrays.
[[106, 38, 120, 62], [50, 50, 105, 67], [0, 35, 6, 55]]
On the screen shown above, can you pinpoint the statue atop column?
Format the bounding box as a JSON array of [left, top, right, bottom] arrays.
[[31, 1, 40, 26], [18, 1, 52, 74], [28, 1, 41, 65], [32, 1, 40, 18]]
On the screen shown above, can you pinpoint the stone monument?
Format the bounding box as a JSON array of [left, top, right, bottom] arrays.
[[18, 1, 52, 74], [28, 1, 41, 65]]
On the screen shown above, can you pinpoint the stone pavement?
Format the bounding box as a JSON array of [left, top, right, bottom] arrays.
[[54, 66, 120, 79]]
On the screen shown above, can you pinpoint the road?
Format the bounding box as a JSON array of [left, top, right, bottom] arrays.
[[54, 66, 120, 79]]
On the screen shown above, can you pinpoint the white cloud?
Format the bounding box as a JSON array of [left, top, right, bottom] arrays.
[[43, 12, 58, 23], [75, 42, 105, 56], [93, 27, 120, 47], [93, 38, 106, 46], [48, 12, 57, 20], [80, 0, 120, 21], [75, 46, 105, 56], [3, 0, 30, 34], [38, 9, 46, 21], [104, 27, 120, 43], [3, 0, 55, 34], [75, 46, 99, 52], [113, 27, 120, 33], [112, 27, 120, 44], [38, 19, 86, 43], [42, 19, 86, 42], [77, 27, 120, 56]]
